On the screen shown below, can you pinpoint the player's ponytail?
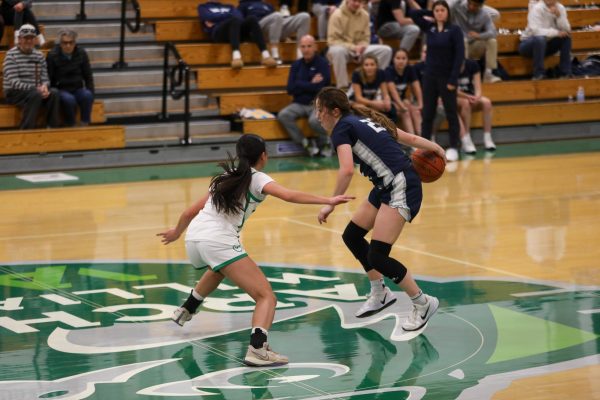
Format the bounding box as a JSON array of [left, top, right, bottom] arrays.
[[350, 103, 398, 140], [210, 134, 266, 215]]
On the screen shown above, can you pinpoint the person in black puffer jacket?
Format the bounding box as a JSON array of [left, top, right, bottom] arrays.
[[47, 29, 94, 126]]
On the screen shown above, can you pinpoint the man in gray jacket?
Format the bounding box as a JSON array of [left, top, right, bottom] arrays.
[[452, 0, 501, 83], [3, 24, 59, 129]]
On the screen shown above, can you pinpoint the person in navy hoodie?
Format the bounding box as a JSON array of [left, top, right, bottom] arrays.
[[239, 0, 310, 64], [198, 1, 277, 69], [385, 48, 422, 136], [277, 35, 332, 156], [411, 0, 464, 161]]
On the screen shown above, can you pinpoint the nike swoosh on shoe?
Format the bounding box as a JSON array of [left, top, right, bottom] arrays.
[[420, 304, 430, 320], [380, 293, 387, 305]]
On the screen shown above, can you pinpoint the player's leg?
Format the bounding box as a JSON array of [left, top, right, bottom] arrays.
[[219, 256, 288, 366], [348, 197, 398, 318], [172, 240, 226, 326], [370, 204, 439, 331]]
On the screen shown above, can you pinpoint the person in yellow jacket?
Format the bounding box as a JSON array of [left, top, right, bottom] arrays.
[[327, 0, 392, 89]]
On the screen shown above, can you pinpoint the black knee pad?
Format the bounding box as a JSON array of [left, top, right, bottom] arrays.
[[342, 221, 372, 272], [367, 240, 408, 284]]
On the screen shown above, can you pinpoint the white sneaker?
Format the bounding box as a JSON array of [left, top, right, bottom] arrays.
[[445, 147, 459, 162], [355, 286, 397, 318], [461, 134, 476, 155], [483, 132, 496, 151], [172, 307, 192, 326], [402, 295, 439, 332], [483, 71, 501, 83], [244, 342, 289, 366], [279, 4, 290, 17]]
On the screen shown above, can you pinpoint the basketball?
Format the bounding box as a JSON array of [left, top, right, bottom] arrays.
[[411, 149, 445, 183]]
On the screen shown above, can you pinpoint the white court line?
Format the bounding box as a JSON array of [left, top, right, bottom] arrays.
[[578, 309, 600, 315], [282, 217, 537, 281], [511, 288, 574, 297]]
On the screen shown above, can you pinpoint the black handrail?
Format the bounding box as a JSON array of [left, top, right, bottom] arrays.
[[77, 0, 86, 20], [113, 0, 141, 69], [160, 42, 192, 145]]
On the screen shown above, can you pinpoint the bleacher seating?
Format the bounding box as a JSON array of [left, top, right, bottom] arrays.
[[0, 125, 125, 155]]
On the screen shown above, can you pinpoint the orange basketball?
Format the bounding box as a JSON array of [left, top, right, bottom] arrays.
[[411, 149, 445, 183]]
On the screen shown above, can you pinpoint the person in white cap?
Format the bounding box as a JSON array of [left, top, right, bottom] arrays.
[[2, 24, 59, 129]]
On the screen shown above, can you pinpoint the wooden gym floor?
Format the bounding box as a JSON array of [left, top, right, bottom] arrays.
[[0, 143, 598, 399]]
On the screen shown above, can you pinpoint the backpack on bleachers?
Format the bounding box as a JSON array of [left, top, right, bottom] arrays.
[[572, 55, 600, 77]]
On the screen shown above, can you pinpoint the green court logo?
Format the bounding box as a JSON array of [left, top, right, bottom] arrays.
[[0, 262, 597, 399]]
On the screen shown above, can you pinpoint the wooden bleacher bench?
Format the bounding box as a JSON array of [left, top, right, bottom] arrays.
[[487, 0, 597, 9], [0, 102, 106, 128], [497, 31, 600, 54], [221, 77, 600, 115], [140, 0, 278, 19], [242, 100, 600, 139], [177, 42, 309, 65], [197, 66, 290, 90], [0, 125, 125, 155]]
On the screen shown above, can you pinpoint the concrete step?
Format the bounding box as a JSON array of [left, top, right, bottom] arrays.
[[33, 1, 134, 20], [125, 120, 231, 141], [87, 45, 166, 68], [102, 94, 217, 118], [42, 23, 155, 44], [94, 69, 197, 94]]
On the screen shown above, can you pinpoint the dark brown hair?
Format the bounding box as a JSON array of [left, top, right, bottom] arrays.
[[209, 134, 266, 215], [316, 87, 398, 139]]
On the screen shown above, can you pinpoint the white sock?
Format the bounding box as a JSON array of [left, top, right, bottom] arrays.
[[370, 278, 385, 294], [485, 68, 492, 75], [261, 50, 271, 59], [37, 34, 45, 46], [232, 50, 241, 60], [191, 289, 204, 301], [410, 290, 427, 306], [270, 46, 279, 59]]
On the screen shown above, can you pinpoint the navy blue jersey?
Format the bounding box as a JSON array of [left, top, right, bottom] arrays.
[[457, 59, 480, 95], [349, 69, 386, 101], [331, 114, 412, 188], [384, 64, 417, 99], [376, 0, 406, 29]]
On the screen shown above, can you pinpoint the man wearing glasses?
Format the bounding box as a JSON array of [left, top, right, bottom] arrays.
[[47, 29, 94, 126], [2, 24, 59, 129]]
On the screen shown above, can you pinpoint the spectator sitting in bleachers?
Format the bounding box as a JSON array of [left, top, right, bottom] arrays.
[[198, 1, 277, 69], [312, 0, 342, 40], [347, 53, 397, 123], [327, 0, 392, 89], [277, 35, 331, 156], [519, 0, 572, 80], [47, 29, 94, 127], [456, 59, 496, 154], [376, 0, 421, 52], [444, 0, 498, 22], [0, 0, 45, 47], [386, 48, 422, 135], [451, 0, 501, 83], [239, 0, 310, 64], [2, 24, 59, 129]]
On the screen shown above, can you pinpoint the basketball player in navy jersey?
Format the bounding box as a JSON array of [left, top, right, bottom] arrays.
[[315, 87, 444, 331]]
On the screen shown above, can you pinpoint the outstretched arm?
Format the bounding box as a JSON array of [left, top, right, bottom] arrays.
[[396, 128, 446, 161], [319, 144, 355, 224], [157, 193, 209, 244], [262, 181, 354, 205]]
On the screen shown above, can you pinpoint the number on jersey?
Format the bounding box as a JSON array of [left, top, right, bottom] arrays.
[[359, 118, 387, 133]]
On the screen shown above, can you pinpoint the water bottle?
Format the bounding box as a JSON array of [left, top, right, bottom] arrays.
[[576, 86, 585, 102]]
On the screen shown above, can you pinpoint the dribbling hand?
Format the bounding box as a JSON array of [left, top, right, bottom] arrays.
[[157, 229, 180, 244]]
